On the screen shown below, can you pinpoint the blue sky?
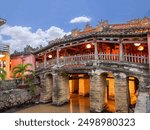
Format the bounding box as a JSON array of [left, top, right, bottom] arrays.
[[0, 0, 150, 52]]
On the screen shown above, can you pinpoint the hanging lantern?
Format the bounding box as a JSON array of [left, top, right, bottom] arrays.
[[86, 44, 91, 49], [137, 46, 144, 51], [134, 43, 141, 46], [48, 54, 52, 58]]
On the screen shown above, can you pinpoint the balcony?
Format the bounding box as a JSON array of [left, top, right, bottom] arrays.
[[35, 53, 149, 70]]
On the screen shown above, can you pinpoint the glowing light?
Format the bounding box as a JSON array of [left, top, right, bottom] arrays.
[[134, 43, 141, 46], [48, 54, 52, 58], [137, 46, 144, 51], [86, 44, 91, 49], [60, 56, 64, 59], [0, 54, 5, 58]]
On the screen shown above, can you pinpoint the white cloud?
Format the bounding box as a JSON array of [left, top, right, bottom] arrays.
[[70, 16, 91, 23], [0, 25, 69, 53]]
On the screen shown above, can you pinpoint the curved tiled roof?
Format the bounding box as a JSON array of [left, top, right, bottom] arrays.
[[34, 26, 150, 54]]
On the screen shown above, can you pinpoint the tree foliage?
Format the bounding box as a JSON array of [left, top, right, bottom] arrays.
[[12, 63, 33, 84], [0, 68, 6, 80]]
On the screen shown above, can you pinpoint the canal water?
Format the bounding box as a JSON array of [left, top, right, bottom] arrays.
[[16, 94, 90, 113], [16, 94, 115, 113]]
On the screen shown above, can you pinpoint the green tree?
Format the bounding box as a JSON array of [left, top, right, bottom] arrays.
[[0, 68, 6, 80], [12, 63, 33, 84]]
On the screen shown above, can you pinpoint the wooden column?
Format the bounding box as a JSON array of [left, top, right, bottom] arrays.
[[56, 48, 59, 65], [147, 34, 150, 71], [44, 52, 47, 68], [119, 39, 124, 61], [94, 42, 98, 60]]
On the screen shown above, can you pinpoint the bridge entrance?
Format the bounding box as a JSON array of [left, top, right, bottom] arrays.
[[105, 73, 116, 112], [68, 72, 116, 112], [128, 76, 139, 111], [69, 74, 90, 112]]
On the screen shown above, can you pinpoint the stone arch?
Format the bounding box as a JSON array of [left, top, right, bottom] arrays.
[[69, 73, 90, 112], [127, 75, 139, 110], [90, 70, 115, 112], [100, 71, 116, 112]]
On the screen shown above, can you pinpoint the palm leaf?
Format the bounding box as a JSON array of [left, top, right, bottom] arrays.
[[0, 68, 6, 80], [12, 63, 34, 82]]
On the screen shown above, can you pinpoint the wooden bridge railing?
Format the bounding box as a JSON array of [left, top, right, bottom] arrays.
[[98, 53, 119, 61], [124, 54, 148, 64], [36, 53, 149, 69]]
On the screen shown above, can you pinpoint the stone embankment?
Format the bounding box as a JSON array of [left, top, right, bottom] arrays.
[[0, 80, 40, 112], [0, 89, 33, 111]]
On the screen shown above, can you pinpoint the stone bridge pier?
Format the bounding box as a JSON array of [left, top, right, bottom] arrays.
[[114, 73, 129, 113], [37, 62, 150, 113], [90, 71, 106, 112], [39, 72, 69, 105], [52, 72, 69, 105], [90, 70, 131, 113]]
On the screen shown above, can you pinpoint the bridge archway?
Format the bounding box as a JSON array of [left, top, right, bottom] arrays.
[[45, 74, 53, 102], [100, 72, 116, 112], [127, 76, 139, 111], [69, 73, 90, 112]]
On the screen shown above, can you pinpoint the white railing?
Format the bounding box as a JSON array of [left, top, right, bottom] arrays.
[[59, 53, 95, 65], [46, 59, 57, 66], [124, 54, 148, 64], [36, 53, 149, 69], [36, 62, 44, 69], [98, 53, 119, 61]]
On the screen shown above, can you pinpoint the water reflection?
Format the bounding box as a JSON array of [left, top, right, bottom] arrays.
[[16, 94, 90, 113], [16, 94, 116, 113], [70, 94, 89, 113]]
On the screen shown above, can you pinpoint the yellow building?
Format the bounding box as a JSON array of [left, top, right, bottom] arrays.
[[0, 18, 10, 79], [0, 44, 10, 79]]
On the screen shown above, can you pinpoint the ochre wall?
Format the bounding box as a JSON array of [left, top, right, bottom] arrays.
[[129, 78, 137, 105], [69, 79, 79, 93], [69, 78, 90, 96], [79, 78, 90, 96], [107, 78, 115, 100]]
